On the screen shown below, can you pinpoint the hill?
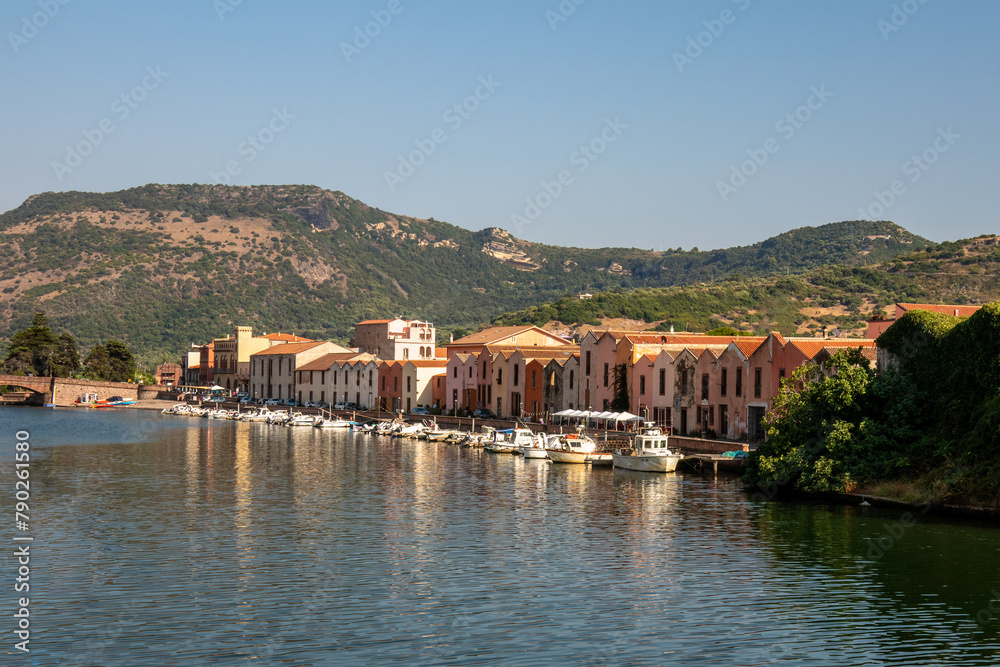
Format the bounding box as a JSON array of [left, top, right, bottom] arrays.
[[491, 235, 1000, 338], [0, 184, 929, 361]]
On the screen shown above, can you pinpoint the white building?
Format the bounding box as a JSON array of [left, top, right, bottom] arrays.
[[249, 341, 350, 402], [351, 318, 437, 360]]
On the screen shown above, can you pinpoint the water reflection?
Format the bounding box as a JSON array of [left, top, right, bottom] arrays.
[[3, 408, 999, 666]]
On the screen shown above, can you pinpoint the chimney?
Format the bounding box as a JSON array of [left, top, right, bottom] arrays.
[[449, 333, 454, 343], [954, 309, 959, 316], [669, 325, 675, 334], [822, 327, 828, 339]]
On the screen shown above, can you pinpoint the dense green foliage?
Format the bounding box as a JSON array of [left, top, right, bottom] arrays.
[[0, 185, 930, 364], [745, 305, 1000, 506], [83, 340, 137, 382], [1, 312, 80, 377]]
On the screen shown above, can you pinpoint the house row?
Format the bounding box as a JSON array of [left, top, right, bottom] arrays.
[[440, 325, 876, 440]]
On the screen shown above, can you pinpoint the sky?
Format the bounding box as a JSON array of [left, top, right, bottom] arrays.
[[2, 0, 997, 250]]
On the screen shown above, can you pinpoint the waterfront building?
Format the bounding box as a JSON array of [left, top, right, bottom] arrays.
[[213, 328, 314, 393], [542, 355, 580, 415], [295, 352, 379, 408], [378, 361, 404, 412], [155, 363, 182, 386], [351, 318, 437, 360], [445, 353, 479, 414], [430, 373, 446, 410], [401, 359, 448, 412], [249, 341, 350, 402]]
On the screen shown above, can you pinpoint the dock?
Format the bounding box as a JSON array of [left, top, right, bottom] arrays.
[[680, 453, 748, 475]]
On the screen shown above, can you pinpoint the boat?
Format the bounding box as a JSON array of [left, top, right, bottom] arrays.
[[315, 417, 352, 428], [519, 433, 549, 459], [485, 428, 537, 454], [612, 425, 683, 472], [93, 395, 137, 408], [545, 431, 612, 465], [288, 413, 318, 426]]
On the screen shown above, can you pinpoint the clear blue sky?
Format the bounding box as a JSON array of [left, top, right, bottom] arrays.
[[2, 0, 997, 249]]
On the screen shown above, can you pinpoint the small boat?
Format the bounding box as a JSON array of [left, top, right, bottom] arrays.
[[315, 417, 352, 429], [545, 431, 612, 465], [612, 425, 683, 473], [93, 395, 137, 408], [288, 413, 318, 426], [485, 428, 537, 454], [520, 433, 549, 459]]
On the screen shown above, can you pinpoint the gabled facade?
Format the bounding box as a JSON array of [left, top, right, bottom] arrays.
[[445, 325, 571, 358], [401, 359, 448, 413], [248, 341, 349, 401]]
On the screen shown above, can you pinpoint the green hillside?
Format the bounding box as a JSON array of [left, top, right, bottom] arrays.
[[0, 184, 930, 362], [492, 235, 1000, 337]]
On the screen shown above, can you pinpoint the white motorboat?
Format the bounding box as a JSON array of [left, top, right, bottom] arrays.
[[288, 413, 317, 426], [545, 432, 612, 465], [315, 417, 352, 428], [485, 428, 537, 454], [520, 433, 549, 459], [612, 425, 683, 472]]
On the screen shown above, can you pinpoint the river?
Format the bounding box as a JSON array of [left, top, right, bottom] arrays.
[[2, 407, 999, 665]]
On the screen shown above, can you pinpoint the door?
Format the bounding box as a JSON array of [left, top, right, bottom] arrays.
[[748, 406, 766, 441], [680, 408, 687, 434]]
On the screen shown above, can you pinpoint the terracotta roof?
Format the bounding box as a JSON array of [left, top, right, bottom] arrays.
[[787, 339, 875, 360], [260, 333, 314, 342], [296, 352, 377, 371], [898, 303, 983, 317], [250, 341, 328, 356], [356, 319, 396, 325], [733, 339, 764, 357], [448, 326, 570, 347]]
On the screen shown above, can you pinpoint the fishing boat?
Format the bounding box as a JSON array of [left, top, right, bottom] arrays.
[[545, 431, 611, 465], [519, 433, 549, 459], [612, 425, 683, 472]]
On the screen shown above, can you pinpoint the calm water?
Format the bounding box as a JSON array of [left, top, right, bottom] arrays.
[[2, 407, 1000, 666]]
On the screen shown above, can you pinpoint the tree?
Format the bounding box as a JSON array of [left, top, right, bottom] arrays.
[[743, 349, 874, 493], [52, 333, 80, 377], [2, 312, 58, 376], [611, 363, 630, 412], [83, 344, 111, 380], [106, 340, 137, 382]]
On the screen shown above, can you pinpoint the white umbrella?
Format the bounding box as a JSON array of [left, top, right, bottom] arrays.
[[553, 409, 576, 417], [614, 411, 641, 422], [209, 385, 224, 391]]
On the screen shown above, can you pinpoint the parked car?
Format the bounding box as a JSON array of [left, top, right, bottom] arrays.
[[333, 402, 347, 410], [410, 406, 430, 415], [264, 398, 280, 406], [238, 397, 254, 405], [314, 401, 329, 409], [473, 409, 497, 419], [344, 403, 358, 411]]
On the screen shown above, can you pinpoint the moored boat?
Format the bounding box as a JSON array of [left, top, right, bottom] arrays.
[[545, 431, 612, 464], [612, 425, 683, 472]]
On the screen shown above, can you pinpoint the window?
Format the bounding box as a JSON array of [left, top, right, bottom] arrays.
[[498, 368, 503, 384], [681, 369, 689, 394], [754, 368, 762, 398], [483, 364, 487, 379], [779, 368, 786, 381], [356, 370, 360, 385], [469, 366, 473, 378], [394, 377, 398, 391], [569, 370, 574, 390], [701, 373, 709, 400], [585, 351, 591, 376], [403, 348, 409, 359], [603, 363, 609, 387], [736, 368, 742, 397], [659, 369, 665, 396], [381, 376, 386, 391], [709, 405, 714, 426], [639, 375, 646, 395], [407, 376, 411, 392], [453, 366, 457, 378], [513, 364, 519, 387], [603, 398, 609, 410], [720, 368, 727, 397], [333, 371, 338, 385], [531, 369, 536, 389], [278, 359, 282, 374]]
